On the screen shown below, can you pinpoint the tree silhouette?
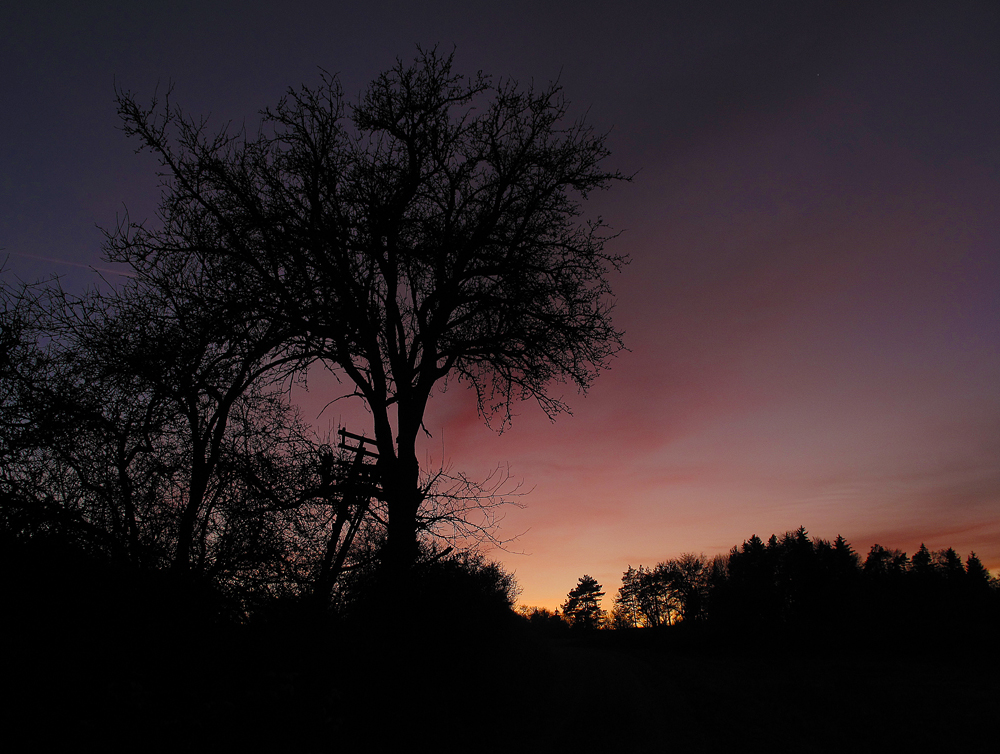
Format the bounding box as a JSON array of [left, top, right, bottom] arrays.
[[863, 544, 909, 579], [611, 565, 642, 628], [830, 534, 861, 575], [664, 553, 710, 622], [1, 274, 385, 609], [609, 529, 998, 637], [935, 547, 965, 581], [562, 574, 605, 629], [965, 552, 990, 589], [109, 46, 628, 582], [911, 542, 933, 576], [613, 559, 710, 628], [635, 563, 680, 626]]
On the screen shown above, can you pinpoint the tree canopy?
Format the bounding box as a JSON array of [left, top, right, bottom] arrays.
[[109, 46, 628, 579]]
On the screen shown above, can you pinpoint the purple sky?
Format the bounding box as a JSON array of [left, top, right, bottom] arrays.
[[4, 0, 998, 609]]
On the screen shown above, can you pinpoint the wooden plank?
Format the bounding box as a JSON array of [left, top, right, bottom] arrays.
[[338, 427, 378, 446]]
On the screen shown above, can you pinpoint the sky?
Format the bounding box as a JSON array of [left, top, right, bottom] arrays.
[[3, 0, 998, 610]]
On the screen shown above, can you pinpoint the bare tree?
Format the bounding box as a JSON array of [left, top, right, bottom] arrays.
[[611, 565, 643, 628], [1, 272, 341, 604], [1, 280, 175, 566], [109, 47, 628, 581]]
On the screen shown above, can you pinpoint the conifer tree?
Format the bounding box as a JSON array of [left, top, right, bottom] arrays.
[[562, 575, 606, 629], [965, 552, 990, 588]]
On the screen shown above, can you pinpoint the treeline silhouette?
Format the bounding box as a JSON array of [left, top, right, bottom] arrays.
[[512, 529, 999, 751], [4, 497, 998, 750], [550, 527, 998, 647]]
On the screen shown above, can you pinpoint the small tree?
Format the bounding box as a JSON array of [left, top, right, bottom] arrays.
[[562, 574, 605, 629], [517, 605, 568, 632]]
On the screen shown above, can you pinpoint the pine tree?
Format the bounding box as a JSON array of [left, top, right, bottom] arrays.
[[911, 543, 933, 576], [936, 548, 965, 581], [831, 535, 860, 575], [965, 552, 990, 588], [562, 575, 606, 629]]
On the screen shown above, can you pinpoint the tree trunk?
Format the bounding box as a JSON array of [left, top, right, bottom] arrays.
[[381, 450, 421, 581]]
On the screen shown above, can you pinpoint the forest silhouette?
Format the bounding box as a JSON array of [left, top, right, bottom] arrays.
[[3, 516, 996, 750], [2, 49, 997, 751]]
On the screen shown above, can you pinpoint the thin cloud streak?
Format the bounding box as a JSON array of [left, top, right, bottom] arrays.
[[3, 251, 134, 280]]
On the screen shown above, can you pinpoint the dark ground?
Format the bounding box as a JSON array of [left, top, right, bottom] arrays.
[[2, 548, 994, 752], [4, 603, 995, 753]]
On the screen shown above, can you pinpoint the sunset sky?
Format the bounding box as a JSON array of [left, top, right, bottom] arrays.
[[3, 0, 998, 610]]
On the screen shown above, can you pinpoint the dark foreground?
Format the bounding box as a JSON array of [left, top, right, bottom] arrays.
[[4, 591, 995, 753]]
